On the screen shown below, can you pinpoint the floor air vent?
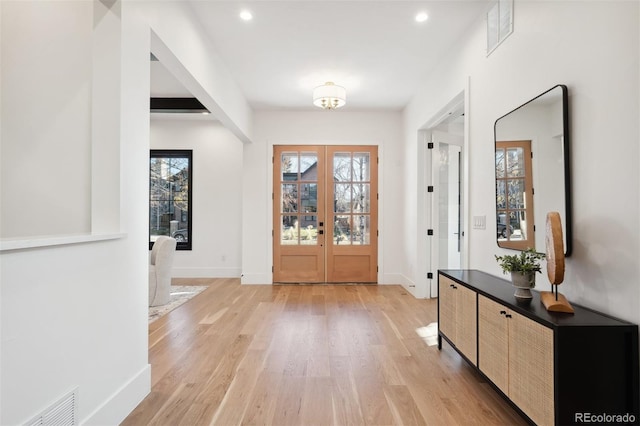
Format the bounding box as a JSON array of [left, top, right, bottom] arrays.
[[26, 388, 77, 426]]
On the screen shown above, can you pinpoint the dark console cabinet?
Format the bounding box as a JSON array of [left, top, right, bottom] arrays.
[[438, 270, 639, 426]]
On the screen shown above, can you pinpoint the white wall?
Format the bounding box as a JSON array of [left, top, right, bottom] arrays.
[[150, 117, 243, 277], [404, 1, 640, 324], [1, 1, 92, 238], [1, 1, 151, 424], [242, 110, 404, 284]]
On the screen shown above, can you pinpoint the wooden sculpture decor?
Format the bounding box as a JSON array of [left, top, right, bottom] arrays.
[[541, 212, 574, 313]]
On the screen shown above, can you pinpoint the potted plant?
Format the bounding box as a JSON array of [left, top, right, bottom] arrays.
[[495, 248, 546, 303]]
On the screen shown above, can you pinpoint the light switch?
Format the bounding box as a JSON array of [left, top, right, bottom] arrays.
[[473, 215, 486, 230]]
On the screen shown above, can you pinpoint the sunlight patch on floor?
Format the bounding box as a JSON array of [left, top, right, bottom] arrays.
[[416, 322, 438, 346]]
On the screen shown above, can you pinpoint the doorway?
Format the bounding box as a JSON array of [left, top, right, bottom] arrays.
[[427, 111, 466, 298], [273, 145, 378, 283]]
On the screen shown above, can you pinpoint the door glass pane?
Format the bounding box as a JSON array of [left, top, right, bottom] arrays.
[[299, 221, 317, 245], [515, 211, 527, 240], [497, 213, 509, 240], [301, 183, 317, 214], [334, 215, 351, 244], [506, 147, 524, 177], [334, 183, 352, 213], [352, 215, 370, 245], [300, 183, 318, 246], [281, 215, 299, 245], [281, 152, 298, 181], [496, 180, 506, 209], [300, 153, 318, 181], [507, 179, 525, 209], [352, 183, 370, 213], [333, 153, 351, 182], [352, 153, 370, 181], [495, 149, 506, 178], [281, 184, 298, 213]]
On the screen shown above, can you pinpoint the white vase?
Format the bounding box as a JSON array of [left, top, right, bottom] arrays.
[[511, 271, 535, 303]]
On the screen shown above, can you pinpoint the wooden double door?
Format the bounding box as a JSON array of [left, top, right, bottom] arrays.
[[273, 145, 378, 283]]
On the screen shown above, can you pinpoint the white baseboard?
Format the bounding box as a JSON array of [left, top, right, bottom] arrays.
[[80, 364, 150, 426], [380, 273, 404, 284], [172, 267, 241, 278], [241, 273, 272, 285], [402, 274, 433, 299], [395, 274, 424, 298]]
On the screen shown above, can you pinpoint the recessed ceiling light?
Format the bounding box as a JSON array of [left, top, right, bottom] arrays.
[[415, 12, 429, 23], [240, 10, 253, 21]]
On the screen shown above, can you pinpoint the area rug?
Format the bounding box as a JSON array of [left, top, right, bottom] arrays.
[[149, 285, 208, 323]]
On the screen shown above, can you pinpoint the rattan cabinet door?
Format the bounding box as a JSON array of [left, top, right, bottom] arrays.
[[509, 311, 555, 426], [439, 275, 477, 366], [438, 276, 456, 342], [478, 296, 509, 395], [455, 284, 477, 365]]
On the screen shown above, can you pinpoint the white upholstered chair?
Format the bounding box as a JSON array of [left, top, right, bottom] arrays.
[[149, 236, 177, 307]]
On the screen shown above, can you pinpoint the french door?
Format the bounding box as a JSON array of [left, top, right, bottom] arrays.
[[273, 145, 378, 283], [495, 140, 535, 251]]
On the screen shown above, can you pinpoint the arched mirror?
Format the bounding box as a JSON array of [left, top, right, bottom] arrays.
[[494, 84, 572, 256]]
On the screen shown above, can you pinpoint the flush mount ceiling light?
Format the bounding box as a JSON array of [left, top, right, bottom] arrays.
[[239, 10, 253, 21], [313, 82, 346, 110], [415, 12, 429, 23]]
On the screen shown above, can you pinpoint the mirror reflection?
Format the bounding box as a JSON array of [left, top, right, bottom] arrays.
[[494, 84, 571, 256]]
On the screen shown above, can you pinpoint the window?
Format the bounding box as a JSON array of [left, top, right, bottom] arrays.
[[487, 0, 513, 55], [150, 150, 192, 250]]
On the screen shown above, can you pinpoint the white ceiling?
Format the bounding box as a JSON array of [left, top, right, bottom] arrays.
[[151, 1, 490, 111]]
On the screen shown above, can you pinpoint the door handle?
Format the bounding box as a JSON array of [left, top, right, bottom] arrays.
[[318, 230, 324, 235]]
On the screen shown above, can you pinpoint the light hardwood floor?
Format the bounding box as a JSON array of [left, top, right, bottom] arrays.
[[122, 278, 526, 425]]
